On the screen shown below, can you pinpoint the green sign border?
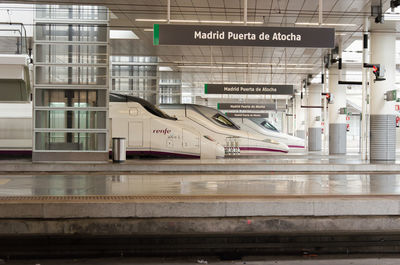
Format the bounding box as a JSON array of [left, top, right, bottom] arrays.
[[153, 24, 160, 46]]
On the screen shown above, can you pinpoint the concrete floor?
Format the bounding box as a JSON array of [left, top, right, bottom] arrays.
[[0, 173, 400, 196], [1, 152, 400, 173]]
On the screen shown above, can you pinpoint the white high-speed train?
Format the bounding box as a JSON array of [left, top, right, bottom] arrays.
[[109, 93, 224, 159], [160, 104, 289, 155], [0, 94, 225, 159], [231, 117, 305, 150]]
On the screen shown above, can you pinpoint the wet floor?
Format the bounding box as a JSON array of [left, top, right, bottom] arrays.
[[0, 173, 400, 197]]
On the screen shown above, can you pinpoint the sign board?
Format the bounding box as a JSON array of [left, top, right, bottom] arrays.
[[226, 113, 270, 118], [205, 84, 294, 95], [218, 103, 276, 111], [154, 24, 335, 48]]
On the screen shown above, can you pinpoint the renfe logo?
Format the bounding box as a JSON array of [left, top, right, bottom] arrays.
[[153, 128, 171, 135]]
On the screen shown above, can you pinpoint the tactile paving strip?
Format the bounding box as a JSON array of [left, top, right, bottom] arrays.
[[0, 194, 399, 203]]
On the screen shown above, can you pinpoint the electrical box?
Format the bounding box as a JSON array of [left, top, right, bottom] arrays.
[[339, 108, 347, 115], [315, 116, 321, 121]]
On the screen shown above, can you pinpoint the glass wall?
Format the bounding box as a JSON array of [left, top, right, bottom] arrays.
[[111, 56, 158, 104], [159, 71, 182, 104], [33, 5, 109, 161]]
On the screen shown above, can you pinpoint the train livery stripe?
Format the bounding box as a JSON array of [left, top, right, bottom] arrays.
[[0, 150, 200, 159], [239, 147, 289, 153], [288, 145, 305, 148], [126, 150, 200, 159], [0, 150, 32, 155]]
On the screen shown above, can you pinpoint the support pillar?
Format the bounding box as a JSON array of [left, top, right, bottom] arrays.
[[370, 23, 396, 161], [328, 66, 347, 154], [308, 84, 322, 151], [295, 93, 305, 139]]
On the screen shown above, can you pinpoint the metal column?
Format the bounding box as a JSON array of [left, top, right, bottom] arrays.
[[369, 22, 397, 161]]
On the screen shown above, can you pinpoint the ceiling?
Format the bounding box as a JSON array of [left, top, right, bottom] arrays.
[[106, 0, 375, 91], [3, 0, 395, 94]]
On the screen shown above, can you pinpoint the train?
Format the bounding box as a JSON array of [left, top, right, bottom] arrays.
[[160, 104, 289, 155], [0, 54, 290, 158], [0, 94, 225, 159], [231, 117, 305, 150], [109, 93, 224, 159]]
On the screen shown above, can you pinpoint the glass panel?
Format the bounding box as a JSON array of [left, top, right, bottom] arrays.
[[112, 78, 157, 92], [35, 110, 106, 129], [112, 65, 157, 77], [36, 89, 107, 107], [111, 56, 158, 63], [35, 66, 107, 86], [36, 5, 108, 21], [35, 44, 107, 64], [35, 132, 107, 151], [36, 24, 107, 42]]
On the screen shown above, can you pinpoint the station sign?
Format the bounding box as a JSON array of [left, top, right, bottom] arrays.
[[226, 113, 270, 118], [205, 84, 294, 95], [154, 24, 335, 48], [218, 103, 276, 111]]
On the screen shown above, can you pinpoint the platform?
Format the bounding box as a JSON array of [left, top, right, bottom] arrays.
[[2, 153, 400, 173], [0, 173, 399, 237]]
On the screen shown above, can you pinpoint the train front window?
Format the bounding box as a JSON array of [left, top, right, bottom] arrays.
[[261, 120, 279, 132], [192, 105, 240, 129], [212, 114, 236, 128], [250, 118, 279, 132]]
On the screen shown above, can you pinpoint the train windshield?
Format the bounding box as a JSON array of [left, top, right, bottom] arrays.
[[110, 93, 177, 120], [250, 118, 279, 132], [192, 105, 240, 130]]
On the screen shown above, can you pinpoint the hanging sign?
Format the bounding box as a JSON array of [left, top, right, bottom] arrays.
[[226, 113, 270, 118], [218, 103, 276, 111], [154, 24, 335, 48], [205, 84, 294, 95]]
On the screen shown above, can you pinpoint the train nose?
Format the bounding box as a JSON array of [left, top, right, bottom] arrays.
[[215, 143, 225, 158], [278, 142, 290, 153]]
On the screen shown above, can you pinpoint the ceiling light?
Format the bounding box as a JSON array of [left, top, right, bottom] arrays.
[[172, 61, 314, 66], [136, 18, 168, 22], [384, 13, 400, 21], [110, 30, 139, 39], [135, 18, 263, 25], [295, 22, 357, 27], [178, 65, 313, 70], [143, 28, 154, 32], [159, 66, 173, 71]]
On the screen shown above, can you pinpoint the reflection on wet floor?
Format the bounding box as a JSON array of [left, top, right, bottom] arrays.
[[0, 174, 400, 197]]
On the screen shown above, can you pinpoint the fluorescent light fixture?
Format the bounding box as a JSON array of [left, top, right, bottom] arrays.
[[178, 65, 313, 70], [172, 61, 314, 67], [159, 66, 173, 71], [135, 18, 263, 24], [143, 28, 154, 32], [384, 13, 400, 21], [295, 22, 357, 27], [136, 18, 168, 22], [110, 30, 139, 39]]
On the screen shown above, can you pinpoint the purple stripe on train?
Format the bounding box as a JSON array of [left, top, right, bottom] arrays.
[[0, 150, 200, 159], [239, 147, 288, 153], [126, 150, 200, 159]]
